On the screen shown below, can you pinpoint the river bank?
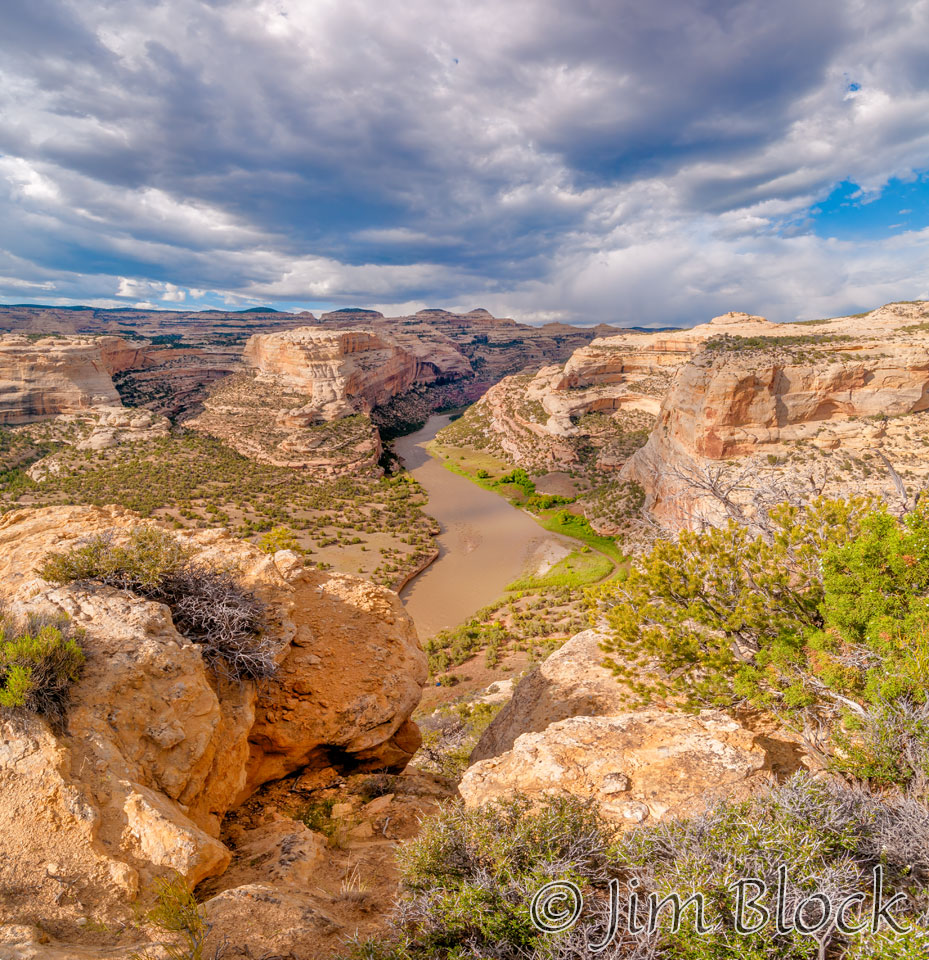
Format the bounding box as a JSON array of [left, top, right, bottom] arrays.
[[394, 415, 577, 639]]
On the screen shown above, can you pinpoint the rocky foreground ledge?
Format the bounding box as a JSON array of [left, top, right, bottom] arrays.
[[461, 628, 807, 824], [0, 505, 427, 955]]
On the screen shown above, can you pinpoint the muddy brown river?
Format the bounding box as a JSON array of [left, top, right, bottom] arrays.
[[395, 415, 574, 638]]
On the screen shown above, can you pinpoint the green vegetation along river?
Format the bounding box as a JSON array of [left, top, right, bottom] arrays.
[[395, 415, 576, 638]]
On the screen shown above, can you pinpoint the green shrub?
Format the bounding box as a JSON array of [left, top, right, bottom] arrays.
[[593, 496, 929, 790], [257, 525, 300, 554], [39, 526, 192, 591], [497, 468, 536, 496], [39, 527, 274, 682], [525, 492, 573, 512], [0, 613, 84, 718], [131, 874, 221, 960], [298, 797, 337, 834], [346, 777, 929, 960]]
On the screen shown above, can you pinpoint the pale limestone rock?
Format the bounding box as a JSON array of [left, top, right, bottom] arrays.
[[122, 784, 231, 884], [460, 711, 767, 824], [0, 923, 138, 959], [0, 505, 426, 932], [471, 629, 631, 762]]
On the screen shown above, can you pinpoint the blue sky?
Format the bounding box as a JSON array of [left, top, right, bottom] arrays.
[[1, 0, 928, 327], [810, 174, 929, 239]]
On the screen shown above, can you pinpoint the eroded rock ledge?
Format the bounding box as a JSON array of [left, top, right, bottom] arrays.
[[0, 505, 426, 942], [243, 327, 473, 421], [462, 628, 805, 826]]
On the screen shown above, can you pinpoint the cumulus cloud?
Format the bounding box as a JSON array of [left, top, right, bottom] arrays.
[[0, 0, 927, 324]]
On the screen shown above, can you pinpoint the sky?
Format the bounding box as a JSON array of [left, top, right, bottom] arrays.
[[1, 0, 928, 327]]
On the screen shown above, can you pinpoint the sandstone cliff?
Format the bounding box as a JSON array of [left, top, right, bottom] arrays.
[[0, 336, 144, 425], [622, 300, 929, 530], [457, 312, 776, 476], [0, 333, 242, 426], [182, 327, 474, 474], [0, 505, 426, 943], [243, 327, 473, 421], [0, 307, 612, 434]]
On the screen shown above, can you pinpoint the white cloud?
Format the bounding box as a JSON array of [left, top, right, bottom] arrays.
[[0, 0, 928, 324]]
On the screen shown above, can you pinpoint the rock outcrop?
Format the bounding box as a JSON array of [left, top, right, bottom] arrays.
[[438, 300, 929, 534], [465, 626, 806, 826], [242, 327, 472, 421], [0, 333, 243, 425], [460, 710, 768, 824], [0, 307, 613, 438], [0, 336, 144, 425], [470, 629, 632, 762], [0, 505, 426, 939], [182, 372, 385, 474], [622, 301, 929, 530], [25, 407, 171, 481]]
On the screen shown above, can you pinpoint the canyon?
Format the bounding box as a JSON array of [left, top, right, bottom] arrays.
[[0, 303, 611, 422], [4, 297, 929, 958], [0, 305, 611, 476], [442, 300, 929, 534]]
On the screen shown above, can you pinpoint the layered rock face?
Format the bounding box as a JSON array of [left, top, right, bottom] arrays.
[[243, 327, 472, 421], [465, 312, 776, 474], [0, 334, 241, 425], [463, 626, 802, 826], [0, 336, 144, 424], [0, 506, 426, 938], [538, 313, 773, 425], [622, 301, 929, 529], [111, 341, 242, 418], [461, 711, 768, 825], [184, 327, 472, 473]]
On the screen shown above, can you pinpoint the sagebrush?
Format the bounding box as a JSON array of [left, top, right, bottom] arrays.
[[346, 777, 929, 959], [39, 526, 275, 682], [0, 611, 84, 718]]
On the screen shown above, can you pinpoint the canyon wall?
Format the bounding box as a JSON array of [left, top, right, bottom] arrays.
[[446, 312, 773, 477], [0, 334, 242, 424], [243, 327, 472, 421], [622, 300, 929, 530], [0, 336, 140, 424]]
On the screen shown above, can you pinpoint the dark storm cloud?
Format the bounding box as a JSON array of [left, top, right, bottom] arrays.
[[0, 0, 928, 321]]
